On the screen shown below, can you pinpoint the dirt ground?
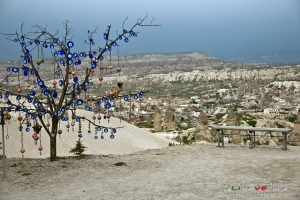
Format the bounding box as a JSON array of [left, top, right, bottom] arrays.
[[1, 144, 300, 200]]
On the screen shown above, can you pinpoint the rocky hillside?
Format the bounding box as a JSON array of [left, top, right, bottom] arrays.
[[0, 51, 221, 79], [115, 51, 218, 63]]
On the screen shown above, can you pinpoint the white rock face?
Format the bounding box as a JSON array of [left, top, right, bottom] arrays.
[[143, 68, 296, 83], [0, 109, 169, 159]]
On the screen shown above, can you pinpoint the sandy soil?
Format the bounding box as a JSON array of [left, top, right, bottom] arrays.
[[1, 143, 300, 200], [0, 110, 169, 159]]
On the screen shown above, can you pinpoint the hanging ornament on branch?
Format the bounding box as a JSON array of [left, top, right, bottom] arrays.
[[1, 14, 158, 159]]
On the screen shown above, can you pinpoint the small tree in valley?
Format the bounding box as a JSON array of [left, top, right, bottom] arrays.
[[69, 139, 87, 157]]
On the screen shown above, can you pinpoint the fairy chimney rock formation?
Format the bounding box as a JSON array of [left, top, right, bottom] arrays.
[[164, 106, 176, 131], [226, 111, 238, 126], [195, 111, 208, 135], [289, 114, 300, 146], [293, 114, 300, 133], [226, 110, 240, 143], [153, 107, 163, 132]]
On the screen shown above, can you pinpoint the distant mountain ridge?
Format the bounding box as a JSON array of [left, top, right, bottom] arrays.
[[105, 51, 219, 63], [1, 51, 299, 64], [0, 51, 219, 66], [219, 51, 300, 63]]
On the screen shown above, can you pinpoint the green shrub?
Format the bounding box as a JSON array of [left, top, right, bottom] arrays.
[[216, 113, 226, 120], [276, 123, 284, 128], [243, 134, 251, 144], [182, 136, 189, 144], [70, 139, 87, 157], [247, 120, 257, 127], [115, 162, 126, 166], [287, 116, 297, 123], [56, 156, 67, 160]]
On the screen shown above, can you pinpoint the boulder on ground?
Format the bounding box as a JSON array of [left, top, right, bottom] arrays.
[[174, 135, 183, 143], [245, 140, 251, 146], [258, 138, 265, 145], [268, 139, 277, 146], [288, 141, 300, 146], [180, 123, 188, 128], [232, 137, 242, 144], [195, 135, 212, 142]]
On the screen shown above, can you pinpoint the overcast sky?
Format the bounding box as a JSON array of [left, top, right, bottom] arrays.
[[0, 0, 300, 61]]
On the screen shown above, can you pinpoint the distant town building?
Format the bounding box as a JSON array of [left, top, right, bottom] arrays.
[[190, 96, 199, 100]]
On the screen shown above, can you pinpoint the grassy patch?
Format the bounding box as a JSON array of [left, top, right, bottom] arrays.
[[170, 81, 182, 84], [137, 122, 153, 128], [74, 154, 89, 160], [22, 173, 31, 176], [56, 156, 67, 160], [237, 113, 255, 122], [114, 162, 127, 166], [10, 164, 17, 167]]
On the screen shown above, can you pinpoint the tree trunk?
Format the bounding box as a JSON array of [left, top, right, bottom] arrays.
[[50, 117, 59, 162]]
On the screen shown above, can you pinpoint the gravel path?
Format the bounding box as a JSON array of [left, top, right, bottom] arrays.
[[1, 144, 300, 200]]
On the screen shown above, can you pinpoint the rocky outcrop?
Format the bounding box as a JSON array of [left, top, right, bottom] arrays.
[[164, 106, 176, 131], [195, 111, 208, 135], [225, 111, 241, 144], [193, 111, 212, 142], [153, 107, 162, 132], [289, 115, 300, 146]]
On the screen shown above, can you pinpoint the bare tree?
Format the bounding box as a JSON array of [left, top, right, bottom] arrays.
[[1, 15, 159, 161]]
